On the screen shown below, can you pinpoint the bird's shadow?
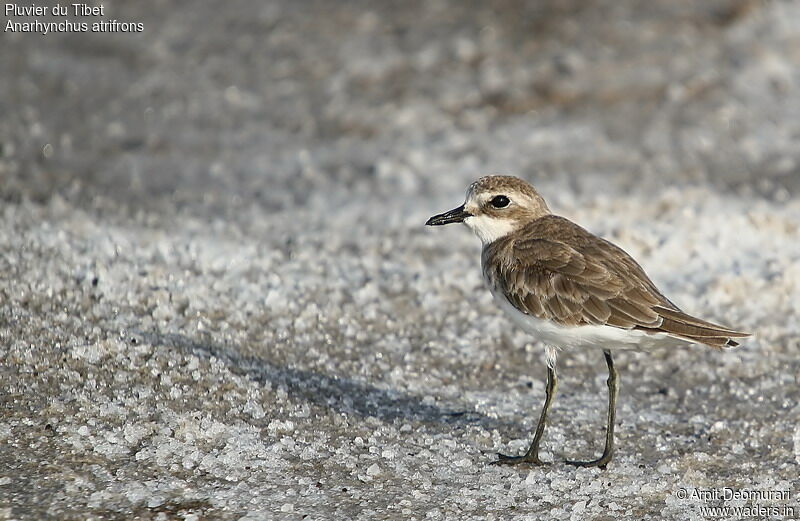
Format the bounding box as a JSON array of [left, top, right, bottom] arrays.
[[135, 330, 512, 432]]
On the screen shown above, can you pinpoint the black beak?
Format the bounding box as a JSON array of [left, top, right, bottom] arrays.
[[425, 205, 472, 226]]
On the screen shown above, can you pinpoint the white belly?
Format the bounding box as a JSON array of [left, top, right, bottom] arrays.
[[490, 288, 687, 352]]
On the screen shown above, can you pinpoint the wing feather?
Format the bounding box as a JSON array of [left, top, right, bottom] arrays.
[[482, 216, 750, 348]]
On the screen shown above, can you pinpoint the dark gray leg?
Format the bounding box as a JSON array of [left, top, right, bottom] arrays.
[[566, 350, 618, 468], [494, 364, 558, 466]]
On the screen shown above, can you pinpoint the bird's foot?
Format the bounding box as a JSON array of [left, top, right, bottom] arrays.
[[492, 452, 548, 466], [564, 454, 612, 469]]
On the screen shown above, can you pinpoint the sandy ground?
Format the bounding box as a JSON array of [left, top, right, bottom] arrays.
[[1, 0, 799, 519]]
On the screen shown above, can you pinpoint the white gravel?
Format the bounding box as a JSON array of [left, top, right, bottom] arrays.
[[1, 1, 799, 519]]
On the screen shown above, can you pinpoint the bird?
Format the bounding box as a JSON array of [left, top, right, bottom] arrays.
[[425, 175, 750, 468]]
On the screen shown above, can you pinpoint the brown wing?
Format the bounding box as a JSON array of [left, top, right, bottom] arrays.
[[484, 216, 750, 348]]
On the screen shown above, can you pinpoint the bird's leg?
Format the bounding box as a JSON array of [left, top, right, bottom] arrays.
[[567, 350, 618, 469], [494, 364, 557, 466]]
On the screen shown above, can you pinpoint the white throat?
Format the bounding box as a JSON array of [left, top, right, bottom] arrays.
[[464, 215, 516, 244]]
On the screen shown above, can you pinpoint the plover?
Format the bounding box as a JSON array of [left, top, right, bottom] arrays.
[[426, 175, 749, 468]]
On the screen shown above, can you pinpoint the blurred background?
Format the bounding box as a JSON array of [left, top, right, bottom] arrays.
[[2, 1, 799, 519], [3, 0, 799, 216]]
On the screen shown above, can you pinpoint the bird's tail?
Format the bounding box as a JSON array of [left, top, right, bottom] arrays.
[[646, 306, 751, 349]]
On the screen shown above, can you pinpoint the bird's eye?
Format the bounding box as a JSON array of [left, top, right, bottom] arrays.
[[490, 195, 510, 208]]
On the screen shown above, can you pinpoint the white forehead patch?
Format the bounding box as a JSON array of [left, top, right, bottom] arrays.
[[464, 214, 516, 244], [465, 187, 499, 208]]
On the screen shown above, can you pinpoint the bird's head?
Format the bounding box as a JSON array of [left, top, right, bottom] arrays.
[[426, 175, 551, 244]]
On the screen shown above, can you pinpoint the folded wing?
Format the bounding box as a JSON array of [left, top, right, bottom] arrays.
[[483, 217, 750, 349]]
